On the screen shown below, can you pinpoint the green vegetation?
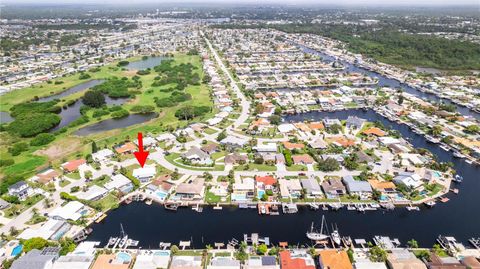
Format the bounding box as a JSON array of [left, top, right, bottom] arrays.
[[82, 90, 105, 108]]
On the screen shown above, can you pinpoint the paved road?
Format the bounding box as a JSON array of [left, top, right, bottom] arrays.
[[0, 175, 87, 235]]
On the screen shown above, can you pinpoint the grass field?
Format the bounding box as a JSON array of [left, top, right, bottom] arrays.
[[0, 54, 214, 181]]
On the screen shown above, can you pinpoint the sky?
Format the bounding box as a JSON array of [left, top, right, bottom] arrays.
[[3, 0, 480, 5]]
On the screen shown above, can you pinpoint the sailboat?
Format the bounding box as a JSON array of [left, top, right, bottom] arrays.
[[306, 215, 329, 241], [330, 224, 341, 246], [118, 223, 128, 249]]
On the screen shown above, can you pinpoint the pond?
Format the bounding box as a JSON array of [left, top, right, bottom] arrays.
[[0, 111, 13, 124], [37, 79, 105, 102], [126, 56, 169, 70], [86, 109, 480, 248], [73, 112, 158, 136]]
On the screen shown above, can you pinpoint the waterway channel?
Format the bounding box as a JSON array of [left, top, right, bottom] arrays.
[[296, 44, 480, 120], [86, 109, 480, 249]]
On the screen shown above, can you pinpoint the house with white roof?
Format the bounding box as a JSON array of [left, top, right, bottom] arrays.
[[104, 174, 134, 193], [393, 172, 424, 190], [76, 185, 108, 201], [132, 165, 156, 183], [91, 149, 114, 162], [48, 201, 89, 221]]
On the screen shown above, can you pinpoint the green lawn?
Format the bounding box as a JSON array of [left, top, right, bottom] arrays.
[[205, 191, 223, 204], [89, 193, 119, 212]]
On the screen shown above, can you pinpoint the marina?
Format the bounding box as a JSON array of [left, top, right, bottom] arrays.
[[86, 108, 480, 248]]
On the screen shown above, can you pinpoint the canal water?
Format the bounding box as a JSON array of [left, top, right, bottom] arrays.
[[296, 44, 480, 120], [86, 109, 480, 249], [74, 112, 158, 136], [0, 111, 13, 124], [126, 56, 169, 70]]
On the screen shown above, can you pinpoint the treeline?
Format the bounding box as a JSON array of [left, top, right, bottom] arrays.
[[91, 76, 142, 98], [6, 101, 61, 137], [272, 23, 480, 70]]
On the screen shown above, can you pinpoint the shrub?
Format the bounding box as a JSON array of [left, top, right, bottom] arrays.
[[8, 142, 29, 156], [30, 133, 55, 146], [79, 73, 91, 80], [82, 90, 105, 108], [0, 159, 14, 167], [111, 109, 129, 119]]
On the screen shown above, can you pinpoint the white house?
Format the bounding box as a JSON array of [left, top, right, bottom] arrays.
[[91, 149, 114, 162], [7, 181, 33, 201], [132, 165, 156, 182]]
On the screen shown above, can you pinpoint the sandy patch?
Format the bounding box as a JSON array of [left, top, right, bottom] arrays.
[[35, 138, 82, 160]]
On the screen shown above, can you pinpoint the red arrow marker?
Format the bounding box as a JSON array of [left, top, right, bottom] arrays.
[[134, 132, 149, 168]]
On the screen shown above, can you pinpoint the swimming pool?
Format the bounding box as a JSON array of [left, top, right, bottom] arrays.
[[257, 190, 265, 199], [154, 250, 170, 256], [156, 191, 167, 199], [116, 252, 132, 263], [11, 245, 22, 257], [231, 193, 249, 201]]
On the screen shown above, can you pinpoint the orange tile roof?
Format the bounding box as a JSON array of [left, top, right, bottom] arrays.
[[318, 250, 353, 269], [308, 122, 325, 130], [91, 254, 130, 269], [294, 123, 311, 132], [280, 251, 315, 269], [333, 137, 356, 147], [62, 159, 86, 172], [255, 175, 277, 186], [283, 141, 305, 150], [115, 142, 137, 154], [292, 154, 315, 164], [363, 127, 386, 137], [368, 180, 396, 191]]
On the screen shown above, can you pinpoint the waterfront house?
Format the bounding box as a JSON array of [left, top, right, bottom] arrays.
[[232, 177, 255, 201], [362, 127, 386, 137], [207, 256, 241, 269], [256, 175, 277, 190], [321, 178, 347, 199], [346, 116, 366, 130], [245, 256, 279, 269], [114, 142, 137, 155], [52, 255, 95, 269], [132, 250, 171, 269], [279, 179, 303, 199], [7, 181, 33, 201], [18, 219, 71, 240], [182, 146, 213, 165], [48, 201, 89, 221], [393, 172, 423, 190], [104, 174, 134, 193], [279, 250, 315, 269], [318, 250, 353, 269], [61, 159, 86, 173], [387, 249, 427, 269], [342, 175, 373, 200], [292, 154, 315, 165], [368, 180, 397, 194], [460, 256, 480, 269], [323, 118, 341, 129], [91, 253, 131, 269], [277, 124, 296, 134], [132, 165, 156, 182], [170, 255, 203, 269], [91, 149, 114, 162], [175, 178, 205, 200], [301, 178, 323, 198], [146, 175, 174, 201], [11, 247, 60, 269], [427, 253, 467, 269], [353, 261, 388, 269]]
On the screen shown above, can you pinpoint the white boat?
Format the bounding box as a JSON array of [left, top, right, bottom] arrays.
[[424, 201, 436, 207], [439, 145, 450, 152], [330, 225, 341, 246], [453, 174, 463, 183], [406, 206, 420, 211], [306, 216, 329, 241], [452, 151, 465, 158], [307, 203, 319, 210]]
